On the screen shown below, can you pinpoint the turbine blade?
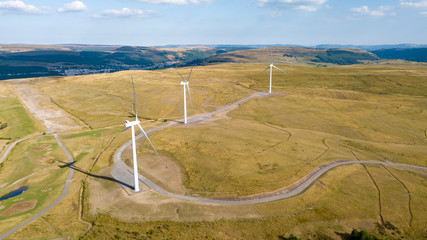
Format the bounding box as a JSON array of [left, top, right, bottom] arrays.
[[131, 75, 138, 120], [259, 66, 270, 75], [186, 84, 193, 106], [177, 72, 186, 82], [131, 103, 135, 117], [273, 65, 286, 74], [122, 127, 130, 132], [270, 51, 273, 64], [187, 68, 193, 82], [137, 124, 161, 160]]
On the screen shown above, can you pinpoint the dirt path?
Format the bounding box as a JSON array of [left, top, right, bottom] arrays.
[[361, 163, 385, 224], [17, 83, 82, 133], [264, 123, 292, 141], [1, 81, 84, 239]]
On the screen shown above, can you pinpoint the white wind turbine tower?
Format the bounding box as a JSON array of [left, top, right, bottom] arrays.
[[178, 69, 193, 124], [123, 76, 160, 192], [260, 51, 286, 94]]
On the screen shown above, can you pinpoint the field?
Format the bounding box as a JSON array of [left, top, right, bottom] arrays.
[[84, 164, 427, 239], [0, 98, 40, 141], [0, 134, 71, 236], [141, 91, 427, 197], [0, 61, 426, 239]]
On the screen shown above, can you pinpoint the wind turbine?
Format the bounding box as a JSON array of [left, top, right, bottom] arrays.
[[260, 51, 286, 94], [123, 76, 160, 192], [178, 69, 193, 124]]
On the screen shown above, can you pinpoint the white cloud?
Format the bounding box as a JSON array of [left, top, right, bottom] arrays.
[[296, 5, 317, 11], [256, 0, 327, 11], [93, 8, 155, 18], [0, 0, 46, 14], [57, 1, 88, 13], [350, 5, 388, 17], [135, 0, 211, 5], [400, 0, 427, 8], [370, 10, 385, 16], [421, 11, 427, 14], [351, 5, 369, 14]]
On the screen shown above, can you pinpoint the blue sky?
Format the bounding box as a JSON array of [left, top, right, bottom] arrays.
[[0, 0, 426, 46]]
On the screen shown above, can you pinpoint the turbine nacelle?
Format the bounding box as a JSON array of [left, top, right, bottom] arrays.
[[180, 81, 188, 86], [124, 119, 140, 128]]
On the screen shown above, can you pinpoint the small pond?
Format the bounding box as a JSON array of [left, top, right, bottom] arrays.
[[0, 186, 29, 201]]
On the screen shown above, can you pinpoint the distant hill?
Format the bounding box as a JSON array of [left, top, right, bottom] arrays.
[[315, 44, 427, 51], [372, 48, 427, 62], [1, 43, 426, 80], [0, 46, 221, 80], [194, 47, 379, 66], [158, 43, 427, 52], [0, 44, 121, 53]]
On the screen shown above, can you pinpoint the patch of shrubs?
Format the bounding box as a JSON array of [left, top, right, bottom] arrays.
[[278, 234, 301, 240], [350, 229, 379, 240]]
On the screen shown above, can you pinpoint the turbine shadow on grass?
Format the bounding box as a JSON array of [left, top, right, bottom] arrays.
[[334, 231, 350, 240], [58, 160, 133, 189]]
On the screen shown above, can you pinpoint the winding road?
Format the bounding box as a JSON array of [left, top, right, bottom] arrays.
[[1, 88, 426, 239], [0, 133, 41, 165], [111, 92, 427, 205], [0, 135, 74, 240]]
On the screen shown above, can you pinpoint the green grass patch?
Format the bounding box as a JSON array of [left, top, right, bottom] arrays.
[[0, 98, 39, 140], [0, 135, 66, 185]]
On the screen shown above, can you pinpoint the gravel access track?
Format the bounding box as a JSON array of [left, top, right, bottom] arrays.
[[111, 92, 427, 205]]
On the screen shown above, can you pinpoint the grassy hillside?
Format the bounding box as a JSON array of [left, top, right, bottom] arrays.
[[0, 45, 383, 80], [373, 48, 427, 62], [197, 47, 379, 65], [93, 63, 426, 239], [1, 62, 426, 240]]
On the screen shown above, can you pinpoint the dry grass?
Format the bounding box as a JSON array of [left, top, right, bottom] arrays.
[[2, 62, 427, 239], [23, 67, 254, 129], [141, 89, 426, 196], [85, 164, 426, 239]]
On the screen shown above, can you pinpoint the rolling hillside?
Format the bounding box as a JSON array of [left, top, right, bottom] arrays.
[[4, 44, 427, 81], [372, 48, 427, 62], [0, 45, 222, 80], [196, 47, 379, 66]]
